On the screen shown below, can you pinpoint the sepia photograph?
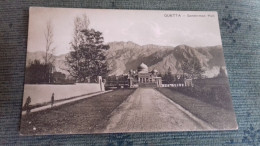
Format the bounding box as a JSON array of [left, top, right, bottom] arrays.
[[20, 7, 238, 135]]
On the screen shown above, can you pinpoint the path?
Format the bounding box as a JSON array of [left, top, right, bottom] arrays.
[[101, 88, 215, 133]]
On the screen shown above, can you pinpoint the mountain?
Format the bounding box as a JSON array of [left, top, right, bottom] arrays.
[[26, 42, 226, 78], [26, 51, 68, 75], [105, 42, 226, 77], [26, 51, 46, 66]]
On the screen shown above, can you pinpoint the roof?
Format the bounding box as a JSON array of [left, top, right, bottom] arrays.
[[138, 63, 148, 70]]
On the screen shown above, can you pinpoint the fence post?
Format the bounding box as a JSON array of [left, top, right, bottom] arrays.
[[97, 76, 104, 91]]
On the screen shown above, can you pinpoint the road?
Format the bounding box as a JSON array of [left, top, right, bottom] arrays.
[[101, 88, 215, 133]]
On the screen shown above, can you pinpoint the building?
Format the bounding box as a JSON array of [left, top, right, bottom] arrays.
[[128, 63, 162, 87]]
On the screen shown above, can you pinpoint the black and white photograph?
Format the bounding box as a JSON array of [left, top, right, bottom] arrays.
[[20, 7, 238, 135]]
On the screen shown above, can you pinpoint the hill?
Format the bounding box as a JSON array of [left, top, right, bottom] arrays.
[[26, 42, 227, 78], [105, 42, 226, 77]]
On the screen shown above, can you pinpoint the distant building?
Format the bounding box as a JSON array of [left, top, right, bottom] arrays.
[[128, 63, 162, 87]]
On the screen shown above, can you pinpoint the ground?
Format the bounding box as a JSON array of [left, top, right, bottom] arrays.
[[99, 88, 214, 133], [156, 88, 238, 129], [20, 87, 236, 135], [20, 89, 135, 135]]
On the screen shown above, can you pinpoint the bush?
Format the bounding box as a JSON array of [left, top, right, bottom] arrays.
[[25, 60, 53, 84]]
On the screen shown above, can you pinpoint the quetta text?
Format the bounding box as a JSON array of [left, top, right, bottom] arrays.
[[164, 13, 215, 18]]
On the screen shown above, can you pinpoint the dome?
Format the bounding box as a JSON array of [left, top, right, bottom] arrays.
[[151, 69, 158, 76], [138, 63, 149, 73], [152, 69, 158, 73], [138, 63, 148, 69]]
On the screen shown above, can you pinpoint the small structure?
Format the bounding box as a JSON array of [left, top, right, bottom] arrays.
[[129, 63, 162, 87]]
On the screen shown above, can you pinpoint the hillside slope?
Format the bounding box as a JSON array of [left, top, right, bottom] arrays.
[[26, 42, 226, 78]]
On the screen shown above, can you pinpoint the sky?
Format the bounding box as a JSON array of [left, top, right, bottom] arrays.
[[28, 7, 222, 55]]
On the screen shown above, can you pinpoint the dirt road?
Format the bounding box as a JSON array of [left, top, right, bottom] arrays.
[[101, 88, 215, 133]]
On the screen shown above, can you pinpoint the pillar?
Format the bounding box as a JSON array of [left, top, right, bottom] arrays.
[[129, 78, 133, 87], [97, 76, 104, 91]]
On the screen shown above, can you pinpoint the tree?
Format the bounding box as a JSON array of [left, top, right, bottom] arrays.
[[66, 15, 110, 82], [162, 67, 174, 84], [70, 14, 90, 54], [181, 57, 204, 79], [44, 20, 56, 83], [44, 20, 56, 65], [217, 67, 227, 78], [65, 14, 89, 82], [25, 60, 53, 84], [181, 59, 191, 78]]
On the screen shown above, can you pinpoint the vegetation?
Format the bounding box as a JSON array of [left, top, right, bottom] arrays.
[[161, 67, 174, 84], [25, 15, 111, 84], [156, 66, 235, 129], [25, 21, 57, 84], [25, 60, 53, 84], [181, 56, 205, 79], [172, 82, 232, 110], [25, 60, 74, 84], [44, 21, 56, 83], [20, 89, 136, 135], [44, 20, 56, 66], [156, 87, 237, 129], [66, 15, 110, 82], [217, 67, 227, 78], [161, 68, 185, 84], [160, 67, 232, 110], [174, 67, 230, 109]]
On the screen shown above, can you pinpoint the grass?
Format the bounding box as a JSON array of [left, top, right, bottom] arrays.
[[177, 77, 233, 110], [20, 88, 136, 135], [156, 77, 238, 130], [22, 91, 101, 111], [156, 88, 237, 129]]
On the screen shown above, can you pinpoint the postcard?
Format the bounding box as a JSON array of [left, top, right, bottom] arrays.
[[20, 7, 238, 135]]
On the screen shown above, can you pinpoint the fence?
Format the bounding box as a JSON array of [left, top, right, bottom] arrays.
[[161, 78, 193, 87], [23, 78, 104, 106], [161, 84, 185, 87]]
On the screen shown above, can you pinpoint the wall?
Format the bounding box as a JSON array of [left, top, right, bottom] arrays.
[[23, 83, 104, 105]]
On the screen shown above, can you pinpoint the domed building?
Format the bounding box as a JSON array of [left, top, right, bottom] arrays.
[[137, 63, 149, 73], [129, 63, 162, 87]]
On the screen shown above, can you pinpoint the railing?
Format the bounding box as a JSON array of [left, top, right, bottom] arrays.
[[161, 83, 187, 87]]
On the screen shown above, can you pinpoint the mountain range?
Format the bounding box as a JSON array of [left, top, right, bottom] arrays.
[[26, 41, 227, 78]]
